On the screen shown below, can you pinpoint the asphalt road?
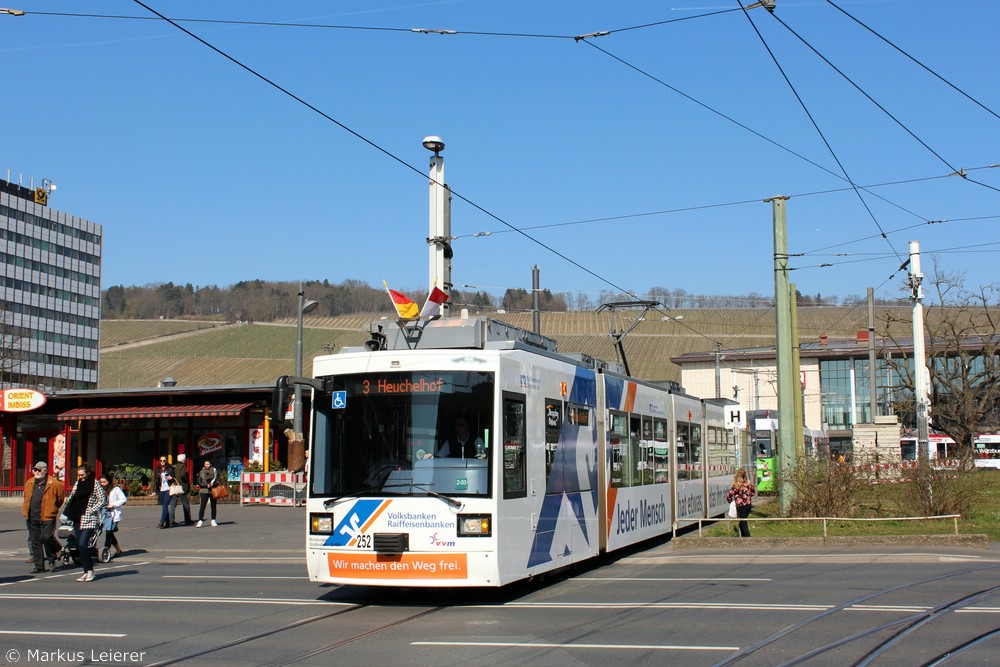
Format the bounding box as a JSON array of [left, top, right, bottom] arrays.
[[2, 501, 999, 666]]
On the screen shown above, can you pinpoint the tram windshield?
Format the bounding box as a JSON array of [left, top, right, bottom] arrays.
[[309, 370, 495, 500]]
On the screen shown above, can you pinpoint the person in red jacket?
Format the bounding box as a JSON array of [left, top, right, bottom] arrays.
[[726, 468, 756, 538], [23, 461, 65, 574]]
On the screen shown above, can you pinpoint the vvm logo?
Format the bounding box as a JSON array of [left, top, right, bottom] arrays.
[[429, 532, 456, 547]]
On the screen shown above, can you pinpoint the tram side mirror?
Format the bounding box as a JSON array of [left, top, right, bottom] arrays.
[[272, 377, 291, 425]]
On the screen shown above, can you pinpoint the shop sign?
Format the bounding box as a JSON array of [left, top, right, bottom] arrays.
[[1, 388, 47, 412], [197, 432, 224, 456]]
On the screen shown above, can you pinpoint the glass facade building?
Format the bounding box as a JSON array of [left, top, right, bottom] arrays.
[[1, 177, 101, 390], [819, 357, 904, 431]]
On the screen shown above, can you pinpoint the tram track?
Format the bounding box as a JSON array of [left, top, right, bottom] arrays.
[[143, 592, 445, 667], [714, 563, 1000, 667]]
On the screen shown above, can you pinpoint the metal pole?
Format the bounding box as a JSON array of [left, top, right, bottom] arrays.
[[770, 196, 796, 513], [714, 343, 722, 399], [909, 241, 930, 461], [294, 284, 305, 440], [790, 283, 804, 459], [532, 265, 541, 334], [426, 137, 451, 317], [867, 287, 877, 422]]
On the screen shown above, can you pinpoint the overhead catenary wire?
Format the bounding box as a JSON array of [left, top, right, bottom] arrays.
[[16, 3, 995, 317], [455, 165, 1000, 258], [823, 0, 1000, 124], [126, 1, 652, 314], [765, 9, 1000, 196], [737, 2, 904, 265]]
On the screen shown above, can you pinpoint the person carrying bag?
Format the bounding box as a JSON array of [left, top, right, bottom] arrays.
[[726, 468, 756, 538], [196, 460, 222, 527]]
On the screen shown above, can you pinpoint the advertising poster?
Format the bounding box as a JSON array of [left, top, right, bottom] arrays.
[[250, 428, 264, 465]]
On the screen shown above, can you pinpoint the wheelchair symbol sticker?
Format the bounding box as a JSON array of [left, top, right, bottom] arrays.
[[332, 391, 347, 409]]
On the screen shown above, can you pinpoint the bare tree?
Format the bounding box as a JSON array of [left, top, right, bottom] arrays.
[[884, 270, 1000, 458], [0, 307, 37, 389]]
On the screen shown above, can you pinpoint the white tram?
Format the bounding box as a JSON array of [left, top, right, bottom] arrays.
[[282, 315, 752, 587]]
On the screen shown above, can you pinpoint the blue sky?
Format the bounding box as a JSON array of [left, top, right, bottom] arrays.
[[3, 1, 998, 305]]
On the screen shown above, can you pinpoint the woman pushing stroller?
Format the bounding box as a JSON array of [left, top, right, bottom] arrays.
[[62, 463, 106, 582]]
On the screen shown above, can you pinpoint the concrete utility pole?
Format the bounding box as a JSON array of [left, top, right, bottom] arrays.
[[909, 241, 931, 461], [770, 195, 796, 513]]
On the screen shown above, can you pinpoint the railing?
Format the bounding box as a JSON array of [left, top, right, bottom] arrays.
[[677, 514, 962, 537], [240, 472, 306, 506]]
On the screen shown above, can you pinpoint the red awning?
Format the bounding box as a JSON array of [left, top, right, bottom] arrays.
[[57, 403, 256, 421]]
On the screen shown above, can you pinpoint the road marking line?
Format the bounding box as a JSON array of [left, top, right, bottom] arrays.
[[0, 630, 126, 638], [578, 577, 771, 582], [0, 561, 152, 587], [0, 593, 345, 606], [162, 575, 306, 579], [413, 641, 739, 651]]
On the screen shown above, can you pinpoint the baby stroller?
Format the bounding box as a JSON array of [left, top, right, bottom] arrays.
[[56, 510, 107, 566]]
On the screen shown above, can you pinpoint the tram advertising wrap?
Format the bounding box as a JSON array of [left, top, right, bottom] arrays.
[[285, 316, 754, 588]]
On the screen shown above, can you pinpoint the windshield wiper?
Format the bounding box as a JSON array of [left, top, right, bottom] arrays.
[[381, 483, 463, 510]]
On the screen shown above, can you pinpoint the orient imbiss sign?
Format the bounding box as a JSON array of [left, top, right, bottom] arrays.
[[1, 388, 47, 412]]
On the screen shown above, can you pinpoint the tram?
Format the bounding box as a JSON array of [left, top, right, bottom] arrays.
[[277, 315, 752, 587], [803, 427, 831, 459], [900, 433, 1000, 468], [748, 410, 779, 491]]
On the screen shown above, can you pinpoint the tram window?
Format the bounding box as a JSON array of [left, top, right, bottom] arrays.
[[653, 417, 669, 483], [610, 411, 628, 488], [545, 399, 561, 478], [639, 416, 654, 485], [707, 426, 723, 466], [630, 414, 642, 486], [690, 424, 703, 479], [677, 422, 690, 481], [755, 436, 773, 459], [503, 394, 527, 499], [567, 403, 589, 426]]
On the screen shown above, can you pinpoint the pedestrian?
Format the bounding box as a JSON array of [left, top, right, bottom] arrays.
[[169, 453, 194, 525], [22, 461, 65, 574], [155, 455, 175, 529], [196, 459, 220, 527], [63, 464, 107, 582], [726, 468, 756, 538], [98, 471, 126, 560]]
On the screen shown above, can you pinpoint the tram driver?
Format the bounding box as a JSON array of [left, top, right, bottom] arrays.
[[424, 416, 485, 459]]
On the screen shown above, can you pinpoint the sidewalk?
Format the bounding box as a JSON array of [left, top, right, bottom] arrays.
[[1, 500, 306, 564]]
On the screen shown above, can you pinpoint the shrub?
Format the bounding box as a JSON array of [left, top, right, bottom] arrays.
[[783, 455, 868, 517], [897, 460, 989, 518]]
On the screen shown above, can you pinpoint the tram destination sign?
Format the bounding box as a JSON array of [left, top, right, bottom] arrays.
[[1, 388, 47, 412]]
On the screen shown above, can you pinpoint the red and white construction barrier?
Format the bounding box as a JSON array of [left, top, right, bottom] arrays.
[[240, 471, 306, 506], [241, 472, 303, 484]]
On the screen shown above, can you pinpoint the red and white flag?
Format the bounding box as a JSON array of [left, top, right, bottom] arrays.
[[420, 285, 449, 318]]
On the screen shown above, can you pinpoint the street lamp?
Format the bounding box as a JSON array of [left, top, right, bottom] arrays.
[[293, 284, 319, 440], [0, 8, 27, 16]]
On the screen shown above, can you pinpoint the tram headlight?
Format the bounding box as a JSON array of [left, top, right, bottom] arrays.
[[457, 514, 491, 537], [311, 513, 334, 534]]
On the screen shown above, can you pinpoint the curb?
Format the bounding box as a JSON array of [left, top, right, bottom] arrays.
[[671, 534, 990, 550]]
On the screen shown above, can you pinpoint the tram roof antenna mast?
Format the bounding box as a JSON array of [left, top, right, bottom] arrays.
[[596, 300, 660, 377]]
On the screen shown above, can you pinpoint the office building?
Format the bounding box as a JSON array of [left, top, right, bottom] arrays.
[[1, 175, 101, 390]]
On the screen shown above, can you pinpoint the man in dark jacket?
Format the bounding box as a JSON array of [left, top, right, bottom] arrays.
[[22, 461, 65, 574], [169, 453, 194, 526]]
